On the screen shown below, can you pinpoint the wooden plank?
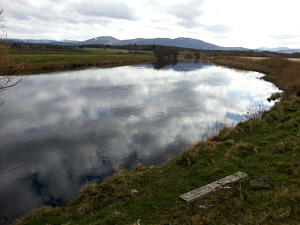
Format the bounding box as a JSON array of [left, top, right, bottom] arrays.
[[179, 171, 248, 204]]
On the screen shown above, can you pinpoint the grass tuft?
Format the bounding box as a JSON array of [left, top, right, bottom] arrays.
[[275, 140, 298, 153], [175, 141, 215, 166], [209, 126, 239, 142], [225, 142, 257, 160]]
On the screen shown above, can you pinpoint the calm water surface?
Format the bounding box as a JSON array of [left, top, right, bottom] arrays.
[[0, 61, 279, 223]]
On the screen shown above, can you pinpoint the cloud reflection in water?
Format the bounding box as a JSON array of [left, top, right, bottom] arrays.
[[0, 62, 279, 221]]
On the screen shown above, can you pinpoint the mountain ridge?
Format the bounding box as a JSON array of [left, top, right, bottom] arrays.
[[8, 36, 300, 53], [255, 46, 300, 54], [81, 36, 248, 51]]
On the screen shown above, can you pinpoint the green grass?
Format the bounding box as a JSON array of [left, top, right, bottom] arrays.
[[83, 48, 153, 55], [84, 48, 130, 54], [5, 49, 156, 75], [17, 96, 300, 224]]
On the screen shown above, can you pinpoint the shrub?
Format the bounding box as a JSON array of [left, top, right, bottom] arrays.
[[267, 92, 282, 102], [153, 47, 178, 61], [239, 103, 268, 122], [184, 52, 194, 59]]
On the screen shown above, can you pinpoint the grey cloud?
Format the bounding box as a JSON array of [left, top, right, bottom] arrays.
[[268, 34, 300, 47], [269, 34, 297, 40], [4, 0, 61, 21], [177, 20, 202, 29], [205, 24, 232, 33], [146, 0, 206, 29], [4, 0, 137, 22], [165, 0, 206, 29], [150, 25, 173, 31], [2, 0, 136, 40], [71, 1, 138, 21], [169, 5, 202, 21]]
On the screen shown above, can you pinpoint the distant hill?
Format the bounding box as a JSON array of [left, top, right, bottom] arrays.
[[81, 36, 248, 51], [8, 36, 300, 53], [9, 36, 248, 51], [256, 47, 300, 54], [80, 36, 119, 45], [9, 38, 81, 45]]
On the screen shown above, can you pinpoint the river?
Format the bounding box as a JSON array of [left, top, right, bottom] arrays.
[[0, 61, 279, 223]]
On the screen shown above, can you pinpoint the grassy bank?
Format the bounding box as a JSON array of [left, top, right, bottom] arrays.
[[2, 48, 156, 75], [16, 96, 300, 224]]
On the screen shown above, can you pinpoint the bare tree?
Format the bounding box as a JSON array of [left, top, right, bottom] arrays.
[[0, 76, 24, 106], [0, 9, 27, 106]]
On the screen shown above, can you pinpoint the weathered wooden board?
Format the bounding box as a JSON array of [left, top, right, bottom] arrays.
[[179, 171, 248, 204]]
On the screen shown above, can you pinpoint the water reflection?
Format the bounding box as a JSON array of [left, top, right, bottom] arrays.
[[0, 75, 27, 106], [0, 62, 279, 223], [152, 59, 178, 69]]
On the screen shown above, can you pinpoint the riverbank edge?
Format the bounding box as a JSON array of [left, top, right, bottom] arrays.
[[15, 59, 300, 224], [22, 58, 158, 75], [211, 57, 283, 89]]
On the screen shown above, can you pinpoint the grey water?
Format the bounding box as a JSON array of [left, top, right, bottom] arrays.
[[0, 61, 279, 223]]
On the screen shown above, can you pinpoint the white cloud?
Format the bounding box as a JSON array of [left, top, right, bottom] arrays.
[[70, 0, 138, 20], [1, 0, 300, 48]]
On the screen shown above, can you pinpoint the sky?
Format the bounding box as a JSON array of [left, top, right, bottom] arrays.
[[1, 0, 300, 49]]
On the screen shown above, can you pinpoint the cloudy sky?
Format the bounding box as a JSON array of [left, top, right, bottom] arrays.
[[1, 0, 300, 49]]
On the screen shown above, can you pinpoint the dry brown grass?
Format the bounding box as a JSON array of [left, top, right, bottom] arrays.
[[241, 56, 267, 60], [241, 57, 300, 63], [288, 58, 300, 63], [282, 64, 300, 96]]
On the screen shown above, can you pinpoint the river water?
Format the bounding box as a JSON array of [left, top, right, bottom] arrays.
[[0, 61, 279, 223]]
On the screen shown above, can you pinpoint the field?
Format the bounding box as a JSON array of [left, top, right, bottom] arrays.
[[2, 48, 156, 75], [83, 48, 152, 55], [240, 56, 300, 63], [287, 58, 300, 63]]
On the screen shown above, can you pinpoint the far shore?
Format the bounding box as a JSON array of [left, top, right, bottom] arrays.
[[6, 48, 157, 75]]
